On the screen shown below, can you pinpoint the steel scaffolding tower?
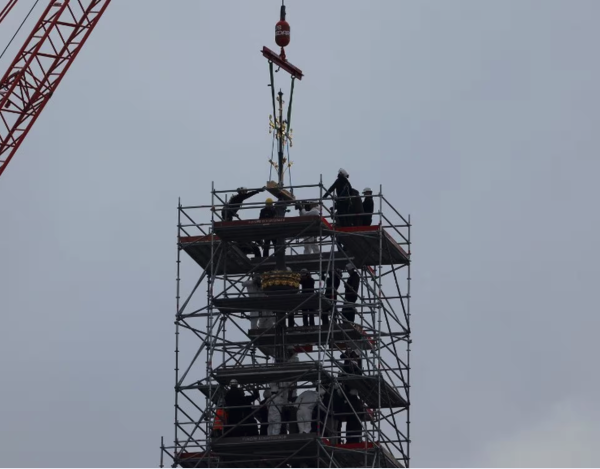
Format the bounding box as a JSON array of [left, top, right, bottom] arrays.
[[160, 180, 412, 468]]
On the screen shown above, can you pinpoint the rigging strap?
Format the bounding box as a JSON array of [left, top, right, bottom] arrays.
[[285, 76, 295, 142]]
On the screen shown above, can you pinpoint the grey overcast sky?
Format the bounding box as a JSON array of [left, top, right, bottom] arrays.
[[1, 0, 599, 467]]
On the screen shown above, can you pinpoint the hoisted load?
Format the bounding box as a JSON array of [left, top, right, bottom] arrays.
[[275, 3, 290, 49]]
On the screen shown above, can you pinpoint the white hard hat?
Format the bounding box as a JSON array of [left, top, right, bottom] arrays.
[[346, 263, 355, 271], [300, 268, 308, 275], [363, 187, 372, 193], [339, 168, 349, 177], [229, 379, 238, 386], [237, 187, 247, 192]]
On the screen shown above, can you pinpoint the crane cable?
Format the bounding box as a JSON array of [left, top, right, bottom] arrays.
[[0, 0, 41, 62]]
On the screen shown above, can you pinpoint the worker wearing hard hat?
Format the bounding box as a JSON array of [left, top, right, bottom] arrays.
[[298, 201, 320, 254], [323, 168, 353, 227], [362, 187, 374, 226], [224, 379, 259, 437]]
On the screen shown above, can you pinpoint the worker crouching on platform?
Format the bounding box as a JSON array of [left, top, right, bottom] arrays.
[[295, 386, 326, 433]]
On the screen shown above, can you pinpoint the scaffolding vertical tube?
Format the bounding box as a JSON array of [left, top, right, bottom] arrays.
[[377, 184, 384, 462], [406, 213, 412, 467], [175, 198, 182, 457]]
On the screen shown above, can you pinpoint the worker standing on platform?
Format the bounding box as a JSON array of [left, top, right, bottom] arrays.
[[345, 389, 364, 443], [350, 188, 364, 227], [260, 198, 277, 257], [323, 168, 353, 227], [224, 379, 259, 437], [268, 382, 288, 435], [299, 269, 316, 327], [341, 348, 363, 377], [257, 389, 271, 435], [322, 268, 342, 326], [295, 386, 326, 433], [297, 201, 320, 254], [221, 187, 265, 222], [362, 188, 374, 226], [242, 273, 262, 329], [342, 263, 360, 323]]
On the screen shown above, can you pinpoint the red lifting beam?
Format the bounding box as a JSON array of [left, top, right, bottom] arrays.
[[262, 46, 303, 80], [0, 0, 111, 178]]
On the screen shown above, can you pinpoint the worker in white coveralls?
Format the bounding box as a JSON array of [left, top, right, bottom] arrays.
[[268, 382, 289, 435], [297, 201, 320, 254], [242, 273, 262, 329], [296, 386, 326, 433]]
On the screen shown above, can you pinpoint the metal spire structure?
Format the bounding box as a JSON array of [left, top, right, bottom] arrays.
[[161, 3, 412, 467]]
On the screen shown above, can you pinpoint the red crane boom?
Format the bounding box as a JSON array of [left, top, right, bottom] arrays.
[[0, 0, 111, 178], [0, 0, 19, 25]]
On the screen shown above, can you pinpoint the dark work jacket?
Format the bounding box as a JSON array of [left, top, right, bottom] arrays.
[[362, 196, 374, 226], [324, 273, 341, 300], [300, 275, 315, 293], [350, 189, 364, 224], [323, 174, 352, 206], [260, 206, 277, 219], [344, 271, 360, 303], [222, 190, 261, 220]]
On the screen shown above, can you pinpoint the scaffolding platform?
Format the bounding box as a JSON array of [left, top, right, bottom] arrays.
[[212, 362, 333, 386], [336, 226, 410, 266], [213, 292, 332, 313], [342, 374, 408, 409], [177, 437, 403, 468], [251, 251, 352, 273], [213, 215, 332, 242], [248, 323, 374, 349], [180, 234, 353, 274], [179, 235, 252, 275]]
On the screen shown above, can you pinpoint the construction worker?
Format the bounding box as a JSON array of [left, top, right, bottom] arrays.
[[362, 188, 374, 226], [323, 168, 353, 227], [211, 402, 227, 438], [242, 273, 262, 329], [221, 187, 265, 222], [341, 348, 363, 377], [298, 201, 320, 254], [224, 379, 259, 437], [257, 389, 271, 435], [295, 386, 326, 433], [345, 389, 364, 443], [322, 268, 342, 326], [267, 382, 288, 435], [342, 263, 360, 323], [299, 269, 316, 327], [350, 188, 364, 227], [259, 198, 277, 257]]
